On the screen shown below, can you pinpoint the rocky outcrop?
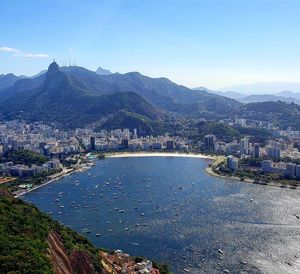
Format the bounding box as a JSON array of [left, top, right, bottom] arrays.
[[0, 188, 13, 198], [47, 231, 97, 274]]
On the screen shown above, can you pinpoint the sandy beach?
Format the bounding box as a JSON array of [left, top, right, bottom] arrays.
[[106, 151, 215, 159], [14, 153, 214, 198]]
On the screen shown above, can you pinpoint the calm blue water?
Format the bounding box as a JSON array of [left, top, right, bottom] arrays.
[[23, 157, 300, 274]]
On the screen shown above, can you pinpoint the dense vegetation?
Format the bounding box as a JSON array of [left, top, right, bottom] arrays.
[[234, 126, 272, 144], [0, 149, 47, 166], [0, 194, 101, 274], [235, 101, 300, 130], [2, 62, 300, 136], [197, 121, 241, 141], [0, 62, 162, 128], [4, 169, 61, 192]]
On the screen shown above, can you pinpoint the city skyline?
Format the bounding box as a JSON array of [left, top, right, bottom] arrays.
[[1, 0, 300, 89]]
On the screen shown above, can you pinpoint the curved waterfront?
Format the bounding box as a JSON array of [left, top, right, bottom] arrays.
[[23, 156, 300, 273]]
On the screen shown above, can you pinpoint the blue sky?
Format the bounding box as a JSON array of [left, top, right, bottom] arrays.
[[0, 0, 300, 89]]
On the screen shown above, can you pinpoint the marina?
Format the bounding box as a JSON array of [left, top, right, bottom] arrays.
[[23, 156, 300, 274]]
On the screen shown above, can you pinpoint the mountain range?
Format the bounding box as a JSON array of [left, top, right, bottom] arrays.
[[220, 81, 300, 95], [194, 84, 300, 105], [0, 62, 240, 132], [0, 62, 163, 131], [2, 63, 300, 131]]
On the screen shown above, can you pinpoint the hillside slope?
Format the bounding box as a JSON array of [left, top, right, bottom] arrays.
[[0, 64, 242, 121], [0, 62, 162, 129], [0, 190, 170, 274], [0, 191, 101, 273], [0, 73, 22, 93], [234, 101, 300, 129]]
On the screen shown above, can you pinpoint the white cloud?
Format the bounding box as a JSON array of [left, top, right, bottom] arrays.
[[0, 46, 49, 58], [23, 53, 49, 58], [0, 46, 20, 53]]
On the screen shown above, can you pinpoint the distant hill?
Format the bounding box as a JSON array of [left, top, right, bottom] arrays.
[[0, 63, 241, 125], [194, 87, 245, 100], [220, 81, 300, 95], [96, 72, 242, 115], [95, 66, 112, 75], [0, 73, 46, 103], [240, 94, 300, 105], [0, 62, 162, 130], [234, 101, 300, 130], [0, 73, 23, 93], [101, 110, 157, 136], [196, 86, 300, 105]]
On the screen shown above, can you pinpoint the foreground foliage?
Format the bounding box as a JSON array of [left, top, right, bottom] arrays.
[[0, 149, 47, 166], [0, 195, 101, 273]]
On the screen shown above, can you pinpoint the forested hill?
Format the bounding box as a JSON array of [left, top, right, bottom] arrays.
[[0, 190, 170, 274], [234, 101, 300, 129]]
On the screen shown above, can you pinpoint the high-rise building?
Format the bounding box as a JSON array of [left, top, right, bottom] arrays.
[[166, 140, 175, 150], [253, 143, 260, 158], [227, 155, 239, 171], [240, 137, 249, 155], [90, 136, 96, 151], [295, 165, 300, 179], [266, 147, 281, 160], [122, 139, 129, 149], [285, 163, 296, 178], [204, 134, 215, 150], [261, 160, 273, 173]]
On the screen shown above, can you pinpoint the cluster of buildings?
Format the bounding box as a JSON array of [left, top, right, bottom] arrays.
[[88, 129, 189, 151], [202, 122, 300, 180], [261, 160, 300, 179], [0, 120, 190, 179], [0, 159, 61, 179], [0, 120, 189, 156], [206, 134, 294, 161], [100, 250, 160, 274], [0, 120, 82, 158]]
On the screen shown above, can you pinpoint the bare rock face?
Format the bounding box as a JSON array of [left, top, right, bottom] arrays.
[[0, 188, 13, 198], [69, 250, 96, 274], [47, 231, 97, 274]]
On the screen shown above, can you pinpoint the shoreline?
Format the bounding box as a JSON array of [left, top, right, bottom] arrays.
[[105, 151, 216, 160], [14, 164, 93, 198], [16, 151, 214, 197], [206, 161, 300, 191], [15, 152, 213, 197], [15, 150, 299, 197]]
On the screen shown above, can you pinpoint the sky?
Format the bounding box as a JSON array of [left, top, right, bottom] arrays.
[[1, 0, 300, 89]]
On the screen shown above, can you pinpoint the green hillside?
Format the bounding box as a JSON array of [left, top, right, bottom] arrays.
[[0, 192, 101, 274], [235, 101, 300, 130], [0, 62, 162, 128]]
